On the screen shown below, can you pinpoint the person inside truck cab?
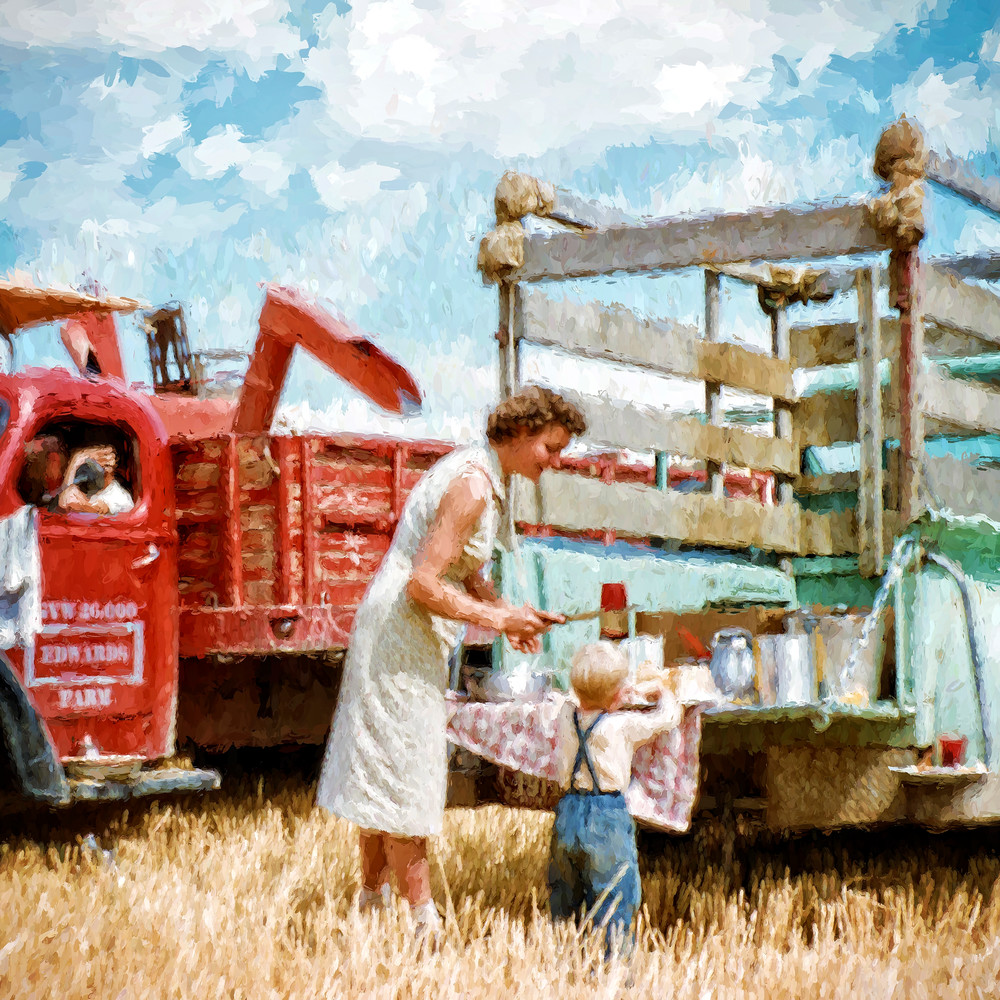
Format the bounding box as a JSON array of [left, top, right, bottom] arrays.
[[56, 444, 134, 515]]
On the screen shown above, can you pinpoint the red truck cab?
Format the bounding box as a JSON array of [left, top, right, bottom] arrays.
[[0, 370, 179, 769]]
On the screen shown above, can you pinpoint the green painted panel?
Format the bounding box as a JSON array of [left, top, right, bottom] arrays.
[[492, 537, 796, 686]]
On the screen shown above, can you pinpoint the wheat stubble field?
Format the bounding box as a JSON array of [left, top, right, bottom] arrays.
[[2, 758, 1000, 1000]]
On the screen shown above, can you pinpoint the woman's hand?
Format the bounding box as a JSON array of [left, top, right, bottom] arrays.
[[498, 605, 564, 654]]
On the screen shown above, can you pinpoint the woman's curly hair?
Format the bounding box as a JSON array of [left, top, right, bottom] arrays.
[[486, 385, 586, 443]]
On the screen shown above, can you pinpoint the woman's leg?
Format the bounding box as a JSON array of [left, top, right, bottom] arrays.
[[359, 829, 392, 892], [384, 834, 432, 906]]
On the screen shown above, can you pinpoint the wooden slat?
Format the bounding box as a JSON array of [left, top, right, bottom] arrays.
[[516, 291, 796, 401], [922, 369, 1000, 434], [518, 203, 883, 282], [510, 471, 857, 555], [924, 264, 1000, 348], [791, 316, 995, 368], [795, 391, 863, 448], [717, 262, 858, 297], [856, 266, 884, 577], [704, 270, 724, 497], [548, 191, 638, 230], [926, 150, 1000, 219], [796, 472, 860, 495], [932, 253, 1000, 282], [922, 454, 1000, 523], [559, 389, 799, 475]]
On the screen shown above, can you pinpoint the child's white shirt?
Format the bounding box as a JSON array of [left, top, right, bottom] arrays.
[[554, 693, 683, 793]]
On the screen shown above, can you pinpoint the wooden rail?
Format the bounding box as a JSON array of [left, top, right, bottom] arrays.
[[516, 290, 796, 400], [555, 388, 799, 475], [510, 471, 859, 555], [517, 203, 882, 282]]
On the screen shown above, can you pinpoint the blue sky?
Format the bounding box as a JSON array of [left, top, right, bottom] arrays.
[[1, 1, 1000, 441]]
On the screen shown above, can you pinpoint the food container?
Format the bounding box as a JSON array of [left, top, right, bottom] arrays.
[[813, 612, 882, 704], [621, 634, 664, 682], [755, 633, 816, 706], [709, 627, 756, 703]]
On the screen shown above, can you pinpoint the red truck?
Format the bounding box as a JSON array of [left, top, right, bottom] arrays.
[[0, 279, 774, 808]]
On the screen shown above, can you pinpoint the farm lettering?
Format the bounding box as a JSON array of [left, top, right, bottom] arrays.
[[57, 687, 112, 710]]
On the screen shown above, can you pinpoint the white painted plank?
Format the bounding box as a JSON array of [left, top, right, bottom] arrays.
[[926, 150, 1000, 219], [925, 264, 1000, 348], [518, 202, 883, 282], [922, 453, 1000, 523], [510, 470, 857, 555], [557, 388, 799, 475], [922, 369, 1000, 434], [516, 290, 796, 401]]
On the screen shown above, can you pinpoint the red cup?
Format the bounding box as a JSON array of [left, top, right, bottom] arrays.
[[939, 734, 968, 768], [600, 582, 627, 612]]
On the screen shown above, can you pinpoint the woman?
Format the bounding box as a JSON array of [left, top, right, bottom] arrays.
[[316, 385, 586, 932]]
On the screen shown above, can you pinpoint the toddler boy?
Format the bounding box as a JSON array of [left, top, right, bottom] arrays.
[[547, 641, 682, 955]]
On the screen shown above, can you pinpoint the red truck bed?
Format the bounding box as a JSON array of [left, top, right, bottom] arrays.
[[172, 432, 450, 657]]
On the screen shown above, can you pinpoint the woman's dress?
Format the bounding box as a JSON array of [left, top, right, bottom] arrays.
[[315, 444, 504, 837]]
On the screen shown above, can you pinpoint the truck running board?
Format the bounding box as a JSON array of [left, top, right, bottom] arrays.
[[67, 766, 221, 803]]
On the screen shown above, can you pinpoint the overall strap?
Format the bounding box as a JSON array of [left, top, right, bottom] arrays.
[[571, 708, 605, 793]]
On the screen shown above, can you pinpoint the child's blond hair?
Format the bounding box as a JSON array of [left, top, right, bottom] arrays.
[[570, 641, 629, 708]]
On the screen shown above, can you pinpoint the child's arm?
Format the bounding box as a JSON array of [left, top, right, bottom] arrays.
[[612, 688, 683, 748]]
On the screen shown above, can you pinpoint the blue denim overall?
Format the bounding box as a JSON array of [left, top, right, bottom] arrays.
[[547, 709, 641, 955]]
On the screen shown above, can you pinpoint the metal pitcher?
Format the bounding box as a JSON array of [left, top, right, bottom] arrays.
[[709, 627, 755, 702]]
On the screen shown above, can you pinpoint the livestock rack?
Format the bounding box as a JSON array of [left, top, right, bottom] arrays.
[[472, 118, 1000, 830]]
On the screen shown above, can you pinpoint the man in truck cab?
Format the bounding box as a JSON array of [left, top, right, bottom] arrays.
[[19, 432, 134, 515], [56, 444, 133, 515]]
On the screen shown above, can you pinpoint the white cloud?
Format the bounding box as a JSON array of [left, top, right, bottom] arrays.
[[890, 61, 998, 157], [304, 0, 935, 158], [310, 163, 402, 212], [140, 115, 188, 158], [178, 125, 254, 179], [0, 0, 302, 69], [239, 152, 294, 197]]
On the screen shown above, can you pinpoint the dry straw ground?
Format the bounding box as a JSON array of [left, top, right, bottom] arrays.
[[2, 761, 1000, 1000]]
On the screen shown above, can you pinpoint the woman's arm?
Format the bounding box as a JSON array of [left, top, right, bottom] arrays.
[[406, 470, 552, 644]]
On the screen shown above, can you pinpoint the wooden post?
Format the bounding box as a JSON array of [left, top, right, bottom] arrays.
[[856, 266, 885, 577], [275, 434, 295, 605], [498, 281, 520, 401], [770, 299, 794, 505], [704, 270, 724, 498], [498, 280, 521, 545], [221, 434, 244, 609], [299, 436, 317, 605], [895, 249, 926, 524]]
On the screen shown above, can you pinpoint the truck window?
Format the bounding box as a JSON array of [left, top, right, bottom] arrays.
[[17, 420, 138, 516]]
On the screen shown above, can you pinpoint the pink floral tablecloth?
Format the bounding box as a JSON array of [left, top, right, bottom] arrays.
[[445, 693, 704, 833]]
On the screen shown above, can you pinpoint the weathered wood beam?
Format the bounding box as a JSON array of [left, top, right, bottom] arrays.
[[926, 150, 1000, 220], [922, 369, 1000, 434], [704, 270, 724, 497], [855, 266, 884, 577], [546, 191, 639, 231], [924, 263, 1000, 348], [922, 453, 1000, 523], [791, 317, 997, 368], [556, 387, 800, 475], [509, 470, 858, 555], [517, 203, 884, 282], [516, 290, 796, 401], [932, 253, 1000, 282]]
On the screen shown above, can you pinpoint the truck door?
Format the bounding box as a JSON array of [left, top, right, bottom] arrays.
[[16, 404, 178, 763]]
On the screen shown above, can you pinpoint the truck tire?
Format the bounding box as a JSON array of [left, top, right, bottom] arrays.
[[0, 653, 69, 806]]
